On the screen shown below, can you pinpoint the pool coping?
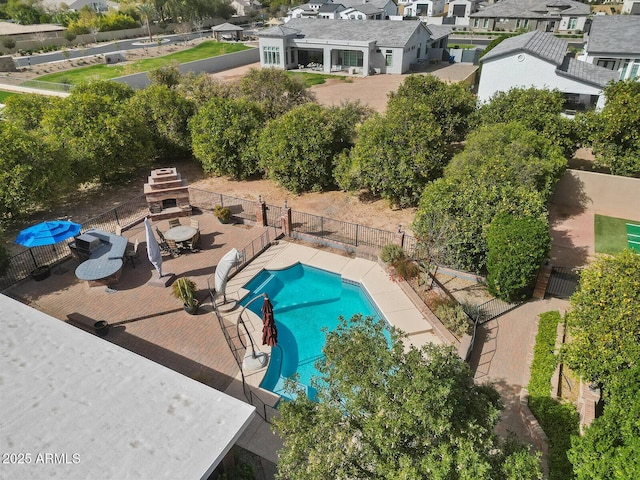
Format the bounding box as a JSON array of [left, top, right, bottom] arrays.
[[221, 240, 450, 403]]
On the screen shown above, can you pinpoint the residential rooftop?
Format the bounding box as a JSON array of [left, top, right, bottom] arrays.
[[587, 15, 640, 55]]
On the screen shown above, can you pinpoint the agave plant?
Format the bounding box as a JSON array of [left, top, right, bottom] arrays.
[[172, 277, 198, 309]]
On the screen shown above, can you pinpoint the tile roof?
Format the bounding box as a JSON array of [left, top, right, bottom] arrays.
[[471, 0, 589, 18], [558, 56, 619, 87], [426, 24, 454, 41], [259, 18, 425, 47], [587, 15, 640, 55], [481, 30, 568, 64]]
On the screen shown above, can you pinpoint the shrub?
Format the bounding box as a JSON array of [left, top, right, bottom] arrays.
[[1, 37, 16, 50], [214, 205, 232, 223], [392, 257, 419, 281], [380, 243, 405, 264], [0, 230, 10, 275], [528, 311, 579, 480], [434, 301, 471, 338], [486, 213, 550, 302]]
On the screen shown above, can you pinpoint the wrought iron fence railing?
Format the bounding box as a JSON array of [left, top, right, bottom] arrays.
[[188, 187, 258, 224]]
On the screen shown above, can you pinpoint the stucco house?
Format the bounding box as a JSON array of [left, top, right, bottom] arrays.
[[398, 0, 446, 19], [257, 18, 450, 75], [445, 0, 486, 27], [287, 0, 397, 21], [477, 31, 618, 111], [622, 0, 640, 15], [230, 0, 263, 16], [578, 15, 640, 82], [470, 0, 589, 33]]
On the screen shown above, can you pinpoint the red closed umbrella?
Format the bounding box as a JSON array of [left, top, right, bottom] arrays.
[[261, 295, 278, 347]]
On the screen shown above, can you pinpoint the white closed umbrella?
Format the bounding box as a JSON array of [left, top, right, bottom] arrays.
[[145, 218, 162, 277], [215, 248, 241, 302]]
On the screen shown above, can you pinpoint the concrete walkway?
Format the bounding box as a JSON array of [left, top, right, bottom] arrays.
[[469, 297, 569, 443]]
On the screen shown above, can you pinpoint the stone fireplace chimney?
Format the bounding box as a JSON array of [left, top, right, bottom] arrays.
[[144, 168, 192, 220]]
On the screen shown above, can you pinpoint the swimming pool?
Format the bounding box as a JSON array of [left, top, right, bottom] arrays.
[[240, 263, 384, 401]]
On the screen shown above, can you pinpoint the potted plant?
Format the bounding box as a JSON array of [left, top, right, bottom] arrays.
[[172, 277, 199, 314], [213, 205, 232, 224]]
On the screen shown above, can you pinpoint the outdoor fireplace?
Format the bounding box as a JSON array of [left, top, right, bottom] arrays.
[[144, 168, 192, 220]]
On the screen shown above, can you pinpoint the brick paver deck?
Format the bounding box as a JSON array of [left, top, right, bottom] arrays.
[[5, 212, 271, 393]]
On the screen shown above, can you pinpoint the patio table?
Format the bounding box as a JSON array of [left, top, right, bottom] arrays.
[[165, 225, 198, 243], [75, 229, 128, 287]]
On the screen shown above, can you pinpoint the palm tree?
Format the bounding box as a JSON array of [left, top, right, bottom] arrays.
[[137, 3, 155, 42]]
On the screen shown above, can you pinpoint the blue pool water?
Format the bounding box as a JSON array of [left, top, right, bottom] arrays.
[[240, 263, 383, 401]]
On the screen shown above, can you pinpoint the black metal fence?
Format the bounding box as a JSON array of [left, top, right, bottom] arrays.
[[189, 188, 258, 224]]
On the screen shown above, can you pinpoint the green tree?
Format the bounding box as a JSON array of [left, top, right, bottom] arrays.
[[445, 122, 567, 200], [41, 81, 153, 183], [586, 80, 640, 177], [274, 315, 542, 479], [388, 74, 477, 144], [2, 94, 61, 131], [563, 250, 640, 385], [0, 123, 72, 224], [128, 84, 195, 160], [568, 365, 640, 480], [477, 87, 578, 158], [486, 213, 550, 301], [239, 67, 314, 119], [338, 96, 448, 207], [176, 71, 235, 106], [147, 64, 182, 88], [190, 96, 264, 179], [258, 103, 353, 193]]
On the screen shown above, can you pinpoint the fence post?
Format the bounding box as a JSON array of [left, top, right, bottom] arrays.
[[394, 224, 405, 247], [281, 200, 292, 236], [256, 195, 268, 227]]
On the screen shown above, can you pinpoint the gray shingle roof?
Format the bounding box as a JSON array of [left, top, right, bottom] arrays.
[[471, 0, 588, 18], [259, 25, 302, 37], [212, 22, 244, 32], [558, 56, 619, 87], [319, 3, 342, 12], [426, 24, 453, 41], [259, 18, 426, 47], [340, 0, 391, 10], [481, 31, 568, 64], [587, 15, 640, 56]]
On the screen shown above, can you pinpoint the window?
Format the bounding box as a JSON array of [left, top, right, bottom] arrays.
[[338, 50, 363, 67], [263, 46, 280, 65], [596, 58, 616, 70], [630, 63, 639, 80], [483, 18, 489, 28], [385, 50, 393, 66], [568, 17, 577, 30], [473, 18, 480, 28], [516, 19, 529, 29]]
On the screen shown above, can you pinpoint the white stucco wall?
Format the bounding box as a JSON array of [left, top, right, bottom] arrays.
[[558, 15, 587, 33], [478, 53, 604, 104], [259, 36, 287, 69]]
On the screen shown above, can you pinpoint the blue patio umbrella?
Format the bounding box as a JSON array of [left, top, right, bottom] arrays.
[[15, 220, 82, 248]]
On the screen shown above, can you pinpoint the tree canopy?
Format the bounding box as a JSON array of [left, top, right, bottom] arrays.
[[274, 315, 542, 479], [190, 96, 264, 179], [563, 249, 640, 385], [584, 80, 640, 177]]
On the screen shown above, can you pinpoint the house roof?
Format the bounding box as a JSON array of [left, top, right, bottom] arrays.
[[587, 15, 640, 56], [481, 31, 618, 88], [342, 3, 385, 15], [0, 21, 64, 36], [340, 0, 392, 9], [0, 294, 255, 480], [481, 30, 568, 65], [259, 18, 427, 47], [470, 0, 589, 18], [212, 22, 245, 32], [426, 24, 454, 41], [319, 3, 344, 12], [558, 56, 619, 87]]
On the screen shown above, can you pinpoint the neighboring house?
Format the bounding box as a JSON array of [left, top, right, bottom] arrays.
[[578, 15, 640, 81], [230, 0, 263, 17], [622, 0, 640, 14], [288, 0, 396, 21], [398, 0, 446, 19], [41, 0, 117, 12], [444, 0, 485, 27], [257, 18, 450, 75], [470, 0, 589, 33], [477, 30, 618, 110]]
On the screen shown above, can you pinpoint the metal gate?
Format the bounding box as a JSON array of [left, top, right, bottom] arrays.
[[546, 267, 579, 298]]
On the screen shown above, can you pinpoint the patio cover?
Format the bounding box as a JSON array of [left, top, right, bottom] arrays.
[[0, 294, 255, 480]]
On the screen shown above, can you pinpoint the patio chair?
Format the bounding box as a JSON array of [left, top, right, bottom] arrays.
[[165, 238, 181, 258], [156, 227, 167, 243], [168, 218, 181, 229], [186, 230, 200, 252], [124, 239, 139, 268], [190, 219, 200, 231]]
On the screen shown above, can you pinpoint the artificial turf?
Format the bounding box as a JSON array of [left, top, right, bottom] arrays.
[[594, 214, 640, 255]]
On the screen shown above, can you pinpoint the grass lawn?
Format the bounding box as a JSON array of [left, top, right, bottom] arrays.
[[447, 44, 477, 49], [29, 41, 251, 85], [286, 71, 351, 87], [594, 214, 640, 254], [0, 90, 18, 102]]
